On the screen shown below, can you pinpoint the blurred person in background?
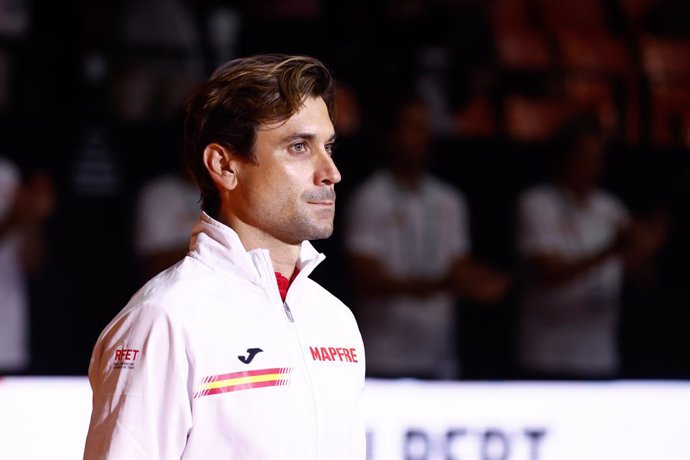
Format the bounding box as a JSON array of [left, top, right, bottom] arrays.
[[515, 113, 666, 380], [344, 95, 511, 380], [114, 0, 209, 284], [84, 54, 366, 459], [0, 157, 54, 374], [133, 162, 199, 282]]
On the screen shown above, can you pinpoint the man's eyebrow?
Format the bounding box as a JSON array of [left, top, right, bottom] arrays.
[[284, 132, 337, 143]]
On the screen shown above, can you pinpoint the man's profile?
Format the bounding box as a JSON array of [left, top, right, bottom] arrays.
[[83, 54, 366, 459]]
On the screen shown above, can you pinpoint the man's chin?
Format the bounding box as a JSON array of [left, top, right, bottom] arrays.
[[307, 222, 335, 241], [281, 221, 334, 244], [310, 230, 334, 240]]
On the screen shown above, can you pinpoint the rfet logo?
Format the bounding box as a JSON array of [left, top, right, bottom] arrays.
[[309, 346, 359, 363], [113, 348, 141, 370]]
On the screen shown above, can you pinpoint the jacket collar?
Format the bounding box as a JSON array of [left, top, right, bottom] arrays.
[[188, 212, 324, 285]]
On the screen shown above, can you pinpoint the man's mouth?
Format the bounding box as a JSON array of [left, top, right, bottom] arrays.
[[305, 189, 336, 205]]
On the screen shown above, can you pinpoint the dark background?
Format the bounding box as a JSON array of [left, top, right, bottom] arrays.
[[1, 0, 688, 378]]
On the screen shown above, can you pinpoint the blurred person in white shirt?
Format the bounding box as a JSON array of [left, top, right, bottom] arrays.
[[0, 157, 54, 373], [344, 95, 510, 380], [515, 113, 665, 379]]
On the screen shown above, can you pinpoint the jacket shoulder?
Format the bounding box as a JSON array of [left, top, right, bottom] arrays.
[[301, 278, 357, 321]]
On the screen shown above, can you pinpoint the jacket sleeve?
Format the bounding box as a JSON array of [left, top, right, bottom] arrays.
[[83, 305, 193, 459]]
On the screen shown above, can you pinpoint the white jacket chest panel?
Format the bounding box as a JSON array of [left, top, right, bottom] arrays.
[[184, 280, 364, 460], [185, 283, 311, 459]]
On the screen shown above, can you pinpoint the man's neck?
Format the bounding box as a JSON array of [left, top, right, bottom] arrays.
[[218, 211, 300, 278], [266, 243, 300, 279]]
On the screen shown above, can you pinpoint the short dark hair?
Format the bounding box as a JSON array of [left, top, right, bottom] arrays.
[[184, 54, 336, 216]]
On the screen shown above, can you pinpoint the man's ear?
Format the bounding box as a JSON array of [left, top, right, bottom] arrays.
[[203, 143, 239, 190]]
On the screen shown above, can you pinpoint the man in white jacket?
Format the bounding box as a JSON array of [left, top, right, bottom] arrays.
[[83, 54, 366, 459]]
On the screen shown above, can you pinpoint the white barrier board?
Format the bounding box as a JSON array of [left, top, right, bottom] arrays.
[[0, 377, 688, 459], [362, 378, 690, 460]]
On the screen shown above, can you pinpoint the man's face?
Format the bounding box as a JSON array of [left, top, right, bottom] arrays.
[[232, 96, 341, 245]]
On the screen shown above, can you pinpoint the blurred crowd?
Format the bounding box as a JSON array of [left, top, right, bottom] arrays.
[[0, 0, 688, 379]]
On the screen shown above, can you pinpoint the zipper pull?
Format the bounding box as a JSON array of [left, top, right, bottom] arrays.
[[283, 302, 294, 322]]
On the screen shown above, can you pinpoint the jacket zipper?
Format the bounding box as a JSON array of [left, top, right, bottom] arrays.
[[283, 302, 294, 322], [255, 252, 318, 458], [282, 264, 321, 459], [282, 300, 319, 459]]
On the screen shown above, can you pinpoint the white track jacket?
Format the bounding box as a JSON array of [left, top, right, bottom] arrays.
[[83, 213, 366, 459]]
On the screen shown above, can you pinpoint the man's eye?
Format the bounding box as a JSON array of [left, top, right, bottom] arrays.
[[290, 143, 307, 153], [325, 143, 336, 156]]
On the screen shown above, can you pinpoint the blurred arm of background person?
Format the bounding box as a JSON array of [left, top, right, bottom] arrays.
[[347, 253, 446, 300], [348, 251, 512, 303], [526, 212, 668, 288], [523, 229, 627, 286], [12, 171, 55, 274], [0, 162, 55, 274], [446, 256, 512, 304], [347, 231, 512, 303], [621, 210, 669, 286]]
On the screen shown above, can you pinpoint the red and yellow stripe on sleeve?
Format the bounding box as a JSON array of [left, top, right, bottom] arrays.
[[194, 367, 292, 399]]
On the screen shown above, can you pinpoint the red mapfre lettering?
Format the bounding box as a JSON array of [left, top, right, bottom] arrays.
[[309, 345, 359, 363]]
